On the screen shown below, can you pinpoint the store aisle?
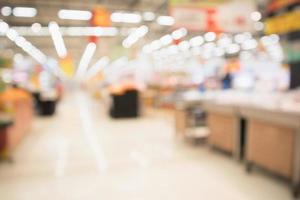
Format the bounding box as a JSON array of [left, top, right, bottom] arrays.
[[0, 92, 291, 200]]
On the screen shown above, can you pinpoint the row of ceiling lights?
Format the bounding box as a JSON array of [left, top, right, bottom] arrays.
[[143, 29, 282, 61], [1, 6, 175, 26]]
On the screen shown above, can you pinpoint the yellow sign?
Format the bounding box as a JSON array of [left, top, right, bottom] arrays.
[[265, 10, 300, 34], [59, 56, 75, 77]]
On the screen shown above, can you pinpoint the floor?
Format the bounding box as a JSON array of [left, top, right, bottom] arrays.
[[0, 91, 292, 200]]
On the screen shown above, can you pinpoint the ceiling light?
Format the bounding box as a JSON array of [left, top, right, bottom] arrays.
[[214, 47, 225, 57], [143, 12, 155, 21], [86, 57, 110, 79], [0, 21, 9, 33], [172, 28, 187, 40], [254, 21, 264, 31], [261, 34, 280, 46], [76, 42, 97, 79], [204, 32, 216, 42], [58, 9, 92, 20], [1, 7, 12, 16], [111, 12, 142, 24], [226, 43, 240, 54], [6, 29, 19, 41], [160, 34, 173, 46], [189, 36, 204, 47], [2, 21, 48, 65], [156, 16, 175, 26], [234, 33, 251, 44], [150, 40, 162, 51], [217, 36, 232, 48], [122, 25, 148, 48], [13, 7, 37, 18], [178, 41, 190, 51], [241, 39, 257, 50], [15, 36, 27, 47], [49, 22, 67, 58], [251, 11, 262, 22], [203, 42, 216, 51], [31, 23, 41, 33]]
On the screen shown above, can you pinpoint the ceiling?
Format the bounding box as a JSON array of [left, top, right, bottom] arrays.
[[0, 0, 268, 65]]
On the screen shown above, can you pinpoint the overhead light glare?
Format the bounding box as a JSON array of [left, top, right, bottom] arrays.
[[13, 7, 37, 18], [143, 12, 155, 21], [31, 23, 41, 33], [86, 57, 110, 79], [160, 34, 173, 46], [189, 36, 204, 47], [172, 28, 187, 40], [111, 12, 142, 24], [251, 11, 262, 22], [204, 32, 216, 42], [1, 7, 12, 16], [156, 16, 175, 26], [76, 42, 97, 79], [58, 9, 92, 20], [49, 21, 67, 58]]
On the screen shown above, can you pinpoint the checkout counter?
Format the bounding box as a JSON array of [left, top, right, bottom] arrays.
[[175, 90, 300, 196]]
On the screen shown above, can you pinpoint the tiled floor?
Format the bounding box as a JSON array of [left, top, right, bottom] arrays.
[[0, 91, 292, 199]]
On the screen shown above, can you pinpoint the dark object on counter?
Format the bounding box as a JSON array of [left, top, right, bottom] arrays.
[[31, 92, 57, 116], [290, 61, 300, 89], [110, 90, 139, 118], [38, 100, 56, 116], [0, 120, 14, 162]]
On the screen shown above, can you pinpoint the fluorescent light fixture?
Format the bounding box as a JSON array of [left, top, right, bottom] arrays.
[[111, 12, 142, 24], [217, 36, 232, 48], [150, 40, 162, 51], [86, 57, 110, 79], [66, 26, 118, 36], [6, 28, 18, 41], [189, 36, 204, 47], [31, 23, 41, 33], [172, 28, 187, 40], [157, 16, 175, 26], [235, 32, 252, 44], [0, 21, 9, 33], [178, 40, 190, 51], [143, 12, 155, 21], [1, 6, 12, 16], [58, 9, 92, 20], [160, 34, 173, 46], [15, 36, 27, 47], [49, 21, 67, 58], [261, 34, 280, 46], [1, 21, 48, 66], [76, 42, 97, 79], [122, 25, 148, 48], [204, 32, 216, 42], [214, 47, 225, 57], [2, 26, 119, 37], [241, 39, 257, 50], [226, 43, 240, 54], [251, 11, 262, 22], [13, 7, 37, 17]]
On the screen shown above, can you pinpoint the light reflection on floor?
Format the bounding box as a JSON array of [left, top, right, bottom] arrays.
[[0, 91, 291, 200]]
